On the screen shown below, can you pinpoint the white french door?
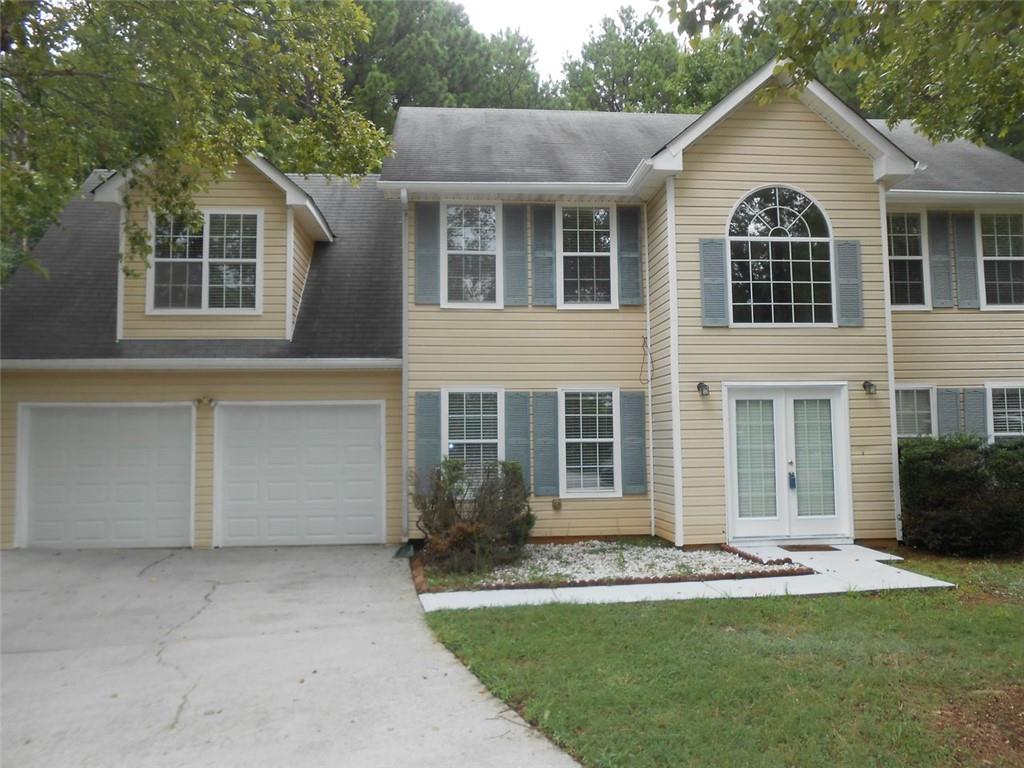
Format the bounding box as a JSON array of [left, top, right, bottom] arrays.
[[727, 385, 851, 541]]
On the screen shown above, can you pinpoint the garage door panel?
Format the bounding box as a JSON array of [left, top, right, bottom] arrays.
[[25, 406, 192, 549], [219, 404, 384, 546]]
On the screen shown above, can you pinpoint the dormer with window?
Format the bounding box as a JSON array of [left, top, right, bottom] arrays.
[[95, 156, 332, 340]]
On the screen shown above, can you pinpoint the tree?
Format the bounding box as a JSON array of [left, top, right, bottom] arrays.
[[562, 7, 685, 113], [0, 0, 389, 279], [667, 0, 1024, 147], [675, 28, 766, 112], [344, 1, 557, 132]]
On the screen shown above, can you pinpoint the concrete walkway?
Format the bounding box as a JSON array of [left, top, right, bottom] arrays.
[[2, 547, 575, 768], [419, 545, 954, 611]]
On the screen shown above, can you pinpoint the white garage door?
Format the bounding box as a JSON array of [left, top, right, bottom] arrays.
[[217, 403, 384, 546], [24, 405, 192, 548]]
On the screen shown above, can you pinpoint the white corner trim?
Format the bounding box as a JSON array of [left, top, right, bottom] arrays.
[[286, 208, 295, 340], [879, 183, 904, 540], [665, 178, 685, 546], [2, 358, 403, 372]]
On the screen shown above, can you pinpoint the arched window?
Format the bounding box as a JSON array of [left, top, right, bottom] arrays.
[[728, 186, 833, 324]]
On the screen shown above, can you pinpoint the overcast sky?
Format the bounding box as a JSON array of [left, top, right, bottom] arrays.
[[458, 0, 678, 82]]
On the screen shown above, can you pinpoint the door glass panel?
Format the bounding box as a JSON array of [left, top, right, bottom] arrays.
[[793, 399, 836, 517], [735, 399, 777, 518]]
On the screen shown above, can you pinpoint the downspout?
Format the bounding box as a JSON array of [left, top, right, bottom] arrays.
[[642, 204, 656, 537], [401, 188, 410, 540], [878, 183, 903, 540]]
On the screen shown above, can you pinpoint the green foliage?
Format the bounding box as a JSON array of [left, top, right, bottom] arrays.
[[414, 458, 534, 574], [899, 436, 1024, 556], [667, 0, 1024, 149], [1, 0, 390, 279], [344, 0, 560, 132], [562, 6, 684, 112]]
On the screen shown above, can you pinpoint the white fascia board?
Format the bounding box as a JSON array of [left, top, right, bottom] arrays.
[[799, 81, 917, 183], [2, 358, 403, 372], [245, 155, 334, 242], [376, 179, 643, 201], [886, 189, 1024, 207]]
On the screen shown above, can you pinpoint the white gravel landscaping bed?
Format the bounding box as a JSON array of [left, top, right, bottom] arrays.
[[475, 540, 802, 587]]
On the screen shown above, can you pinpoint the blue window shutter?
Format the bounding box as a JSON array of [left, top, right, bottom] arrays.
[[936, 388, 962, 436], [620, 391, 647, 494], [503, 205, 528, 306], [532, 391, 559, 495], [927, 212, 954, 307], [964, 388, 988, 437], [415, 391, 442, 494], [532, 205, 556, 306], [699, 238, 728, 326], [618, 207, 643, 305], [835, 240, 864, 327], [415, 202, 440, 304], [505, 392, 531, 491], [953, 214, 979, 308]]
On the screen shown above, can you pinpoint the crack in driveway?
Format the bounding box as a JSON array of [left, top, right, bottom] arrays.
[[155, 580, 220, 731], [137, 552, 176, 578]]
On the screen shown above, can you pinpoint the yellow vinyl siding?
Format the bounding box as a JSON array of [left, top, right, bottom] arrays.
[[674, 96, 897, 543], [292, 222, 316, 326], [0, 370, 403, 548], [890, 206, 1024, 387], [406, 203, 651, 538], [121, 161, 289, 339], [645, 184, 676, 541]]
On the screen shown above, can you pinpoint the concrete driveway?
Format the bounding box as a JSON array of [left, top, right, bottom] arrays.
[[2, 547, 574, 768]]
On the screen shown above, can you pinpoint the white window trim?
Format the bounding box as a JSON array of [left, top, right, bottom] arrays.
[[555, 203, 620, 310], [887, 209, 932, 311], [985, 380, 1024, 444], [440, 386, 506, 464], [145, 206, 265, 315], [976, 210, 1024, 312], [724, 184, 838, 329], [894, 384, 938, 438], [440, 202, 504, 310], [557, 386, 622, 498]]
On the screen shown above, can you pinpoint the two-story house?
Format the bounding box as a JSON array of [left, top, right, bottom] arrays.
[[3, 61, 1022, 551]]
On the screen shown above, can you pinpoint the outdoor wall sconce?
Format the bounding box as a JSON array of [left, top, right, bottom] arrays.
[[862, 380, 877, 395], [696, 382, 711, 397]]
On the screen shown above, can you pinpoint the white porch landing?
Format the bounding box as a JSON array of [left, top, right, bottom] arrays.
[[418, 545, 954, 612]]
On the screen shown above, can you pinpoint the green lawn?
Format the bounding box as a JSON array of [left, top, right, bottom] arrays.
[[427, 549, 1024, 768]]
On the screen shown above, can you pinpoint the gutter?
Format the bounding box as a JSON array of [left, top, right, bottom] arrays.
[[1, 358, 403, 372], [886, 189, 1024, 205], [400, 188, 410, 540]]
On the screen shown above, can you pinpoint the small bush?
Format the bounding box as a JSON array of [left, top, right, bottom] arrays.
[[413, 458, 534, 573], [900, 436, 1024, 556]]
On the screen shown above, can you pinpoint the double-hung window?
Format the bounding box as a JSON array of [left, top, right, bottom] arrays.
[[443, 204, 501, 307], [443, 389, 503, 488], [887, 212, 929, 307], [558, 205, 617, 308], [728, 186, 833, 324], [895, 387, 935, 438], [151, 210, 261, 312], [979, 213, 1024, 307], [560, 389, 620, 496], [990, 385, 1024, 441]]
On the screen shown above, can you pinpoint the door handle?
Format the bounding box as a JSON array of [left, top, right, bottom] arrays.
[[788, 471, 797, 490]]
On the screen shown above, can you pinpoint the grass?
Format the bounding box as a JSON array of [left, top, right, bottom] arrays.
[[427, 548, 1024, 767]]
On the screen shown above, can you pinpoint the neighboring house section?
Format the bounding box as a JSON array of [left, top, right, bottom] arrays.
[[3, 59, 1022, 551]]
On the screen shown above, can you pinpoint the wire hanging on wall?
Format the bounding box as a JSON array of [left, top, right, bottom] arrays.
[[640, 335, 652, 386]]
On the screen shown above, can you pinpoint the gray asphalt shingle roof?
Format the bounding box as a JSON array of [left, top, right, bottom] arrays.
[[381, 106, 1024, 193], [1, 176, 401, 360]]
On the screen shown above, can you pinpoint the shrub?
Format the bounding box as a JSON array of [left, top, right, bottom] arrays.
[[413, 458, 534, 573], [900, 436, 1024, 556]]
